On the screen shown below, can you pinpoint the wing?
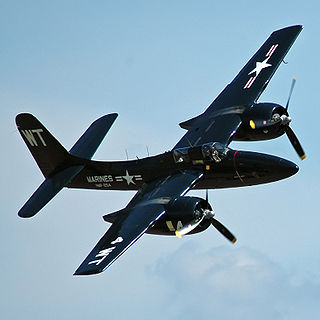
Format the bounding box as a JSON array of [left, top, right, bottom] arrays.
[[74, 169, 203, 275], [174, 25, 302, 149]]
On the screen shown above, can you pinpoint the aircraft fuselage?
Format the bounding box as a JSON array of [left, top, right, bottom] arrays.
[[67, 145, 298, 191]]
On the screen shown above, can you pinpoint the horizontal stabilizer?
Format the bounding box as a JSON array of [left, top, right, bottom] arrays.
[[179, 114, 202, 130], [18, 165, 84, 218], [69, 113, 118, 159], [17, 113, 118, 218], [103, 209, 127, 223]]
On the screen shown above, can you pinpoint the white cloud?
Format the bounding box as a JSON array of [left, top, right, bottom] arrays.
[[148, 243, 320, 320]]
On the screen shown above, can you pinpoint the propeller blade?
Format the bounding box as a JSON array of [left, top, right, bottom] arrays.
[[284, 125, 306, 160], [205, 189, 209, 208], [285, 76, 297, 111], [175, 216, 205, 238], [211, 217, 237, 243]]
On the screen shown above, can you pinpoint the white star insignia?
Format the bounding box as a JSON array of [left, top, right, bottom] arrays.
[[248, 57, 272, 77], [122, 170, 135, 185]]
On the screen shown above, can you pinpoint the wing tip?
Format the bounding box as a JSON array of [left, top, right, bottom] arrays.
[[18, 209, 35, 218], [73, 268, 103, 276], [272, 25, 303, 37]]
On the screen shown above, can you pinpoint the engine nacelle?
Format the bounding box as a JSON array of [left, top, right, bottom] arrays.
[[234, 102, 287, 141], [165, 196, 211, 220], [146, 196, 212, 236]]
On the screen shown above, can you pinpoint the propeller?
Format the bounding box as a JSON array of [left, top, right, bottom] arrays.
[[175, 215, 204, 238], [211, 217, 237, 243], [284, 125, 305, 159], [175, 192, 207, 237], [249, 77, 306, 160], [175, 190, 237, 243], [285, 76, 296, 111], [283, 77, 306, 160]]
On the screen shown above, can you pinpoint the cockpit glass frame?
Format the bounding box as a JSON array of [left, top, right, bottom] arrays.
[[173, 142, 229, 164]]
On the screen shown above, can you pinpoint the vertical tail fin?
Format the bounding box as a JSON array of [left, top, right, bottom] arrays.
[[16, 113, 69, 178], [16, 113, 118, 217]]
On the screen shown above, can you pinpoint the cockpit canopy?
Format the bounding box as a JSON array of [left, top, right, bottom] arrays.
[[173, 142, 229, 164]]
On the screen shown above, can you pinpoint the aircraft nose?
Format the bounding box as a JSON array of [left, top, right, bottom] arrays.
[[278, 158, 299, 177], [232, 150, 299, 185]]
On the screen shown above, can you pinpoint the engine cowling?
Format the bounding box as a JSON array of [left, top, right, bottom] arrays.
[[234, 102, 288, 141], [165, 196, 211, 220], [146, 196, 212, 236]]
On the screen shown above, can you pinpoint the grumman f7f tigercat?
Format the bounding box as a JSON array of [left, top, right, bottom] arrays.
[[16, 25, 305, 275]]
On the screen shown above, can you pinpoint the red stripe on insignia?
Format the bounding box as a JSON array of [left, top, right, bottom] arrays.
[[244, 76, 255, 89], [266, 44, 278, 57]]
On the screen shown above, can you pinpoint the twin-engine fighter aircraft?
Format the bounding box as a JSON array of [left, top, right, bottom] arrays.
[[16, 25, 305, 275]]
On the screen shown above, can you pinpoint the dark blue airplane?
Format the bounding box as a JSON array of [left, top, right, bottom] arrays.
[[16, 25, 304, 275]]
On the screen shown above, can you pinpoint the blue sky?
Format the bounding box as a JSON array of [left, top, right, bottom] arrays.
[[2, 1, 320, 319]]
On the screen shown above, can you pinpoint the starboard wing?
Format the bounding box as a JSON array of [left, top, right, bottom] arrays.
[[74, 169, 203, 275], [173, 25, 302, 150], [174, 113, 242, 149], [207, 25, 302, 111]]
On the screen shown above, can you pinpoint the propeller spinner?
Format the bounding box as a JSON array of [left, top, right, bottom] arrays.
[[249, 77, 306, 160], [175, 190, 237, 243]]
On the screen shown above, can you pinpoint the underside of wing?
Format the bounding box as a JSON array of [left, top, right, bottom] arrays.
[[173, 113, 242, 149], [174, 25, 302, 150], [74, 169, 203, 275], [74, 204, 164, 275], [206, 25, 302, 111]]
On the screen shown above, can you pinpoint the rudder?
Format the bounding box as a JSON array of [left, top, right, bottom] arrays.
[[16, 113, 69, 178], [16, 112, 118, 218]]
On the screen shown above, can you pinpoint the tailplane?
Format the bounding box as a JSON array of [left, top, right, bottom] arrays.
[[16, 113, 118, 217]]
